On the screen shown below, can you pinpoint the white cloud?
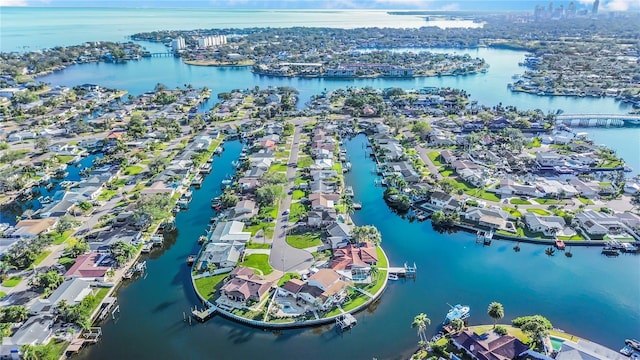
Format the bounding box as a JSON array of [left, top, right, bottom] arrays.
[[603, 0, 640, 11], [0, 0, 29, 5]]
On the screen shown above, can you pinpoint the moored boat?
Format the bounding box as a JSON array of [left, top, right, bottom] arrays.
[[444, 304, 470, 324]]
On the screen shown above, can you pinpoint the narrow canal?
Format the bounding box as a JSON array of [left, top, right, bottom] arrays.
[[79, 135, 639, 360]]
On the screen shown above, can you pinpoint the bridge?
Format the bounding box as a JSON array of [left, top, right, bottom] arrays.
[[144, 52, 175, 58], [556, 114, 640, 128]]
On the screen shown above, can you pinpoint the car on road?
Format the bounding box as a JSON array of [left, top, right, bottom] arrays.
[[282, 210, 289, 215]]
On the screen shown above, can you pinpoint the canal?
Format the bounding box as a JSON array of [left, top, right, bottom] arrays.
[[79, 134, 639, 360]]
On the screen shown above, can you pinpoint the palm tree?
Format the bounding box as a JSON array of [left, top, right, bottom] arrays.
[[450, 318, 465, 333], [487, 302, 504, 329], [411, 313, 431, 343]]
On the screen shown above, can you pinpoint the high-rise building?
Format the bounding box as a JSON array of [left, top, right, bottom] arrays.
[[592, 0, 599, 15], [567, 2, 577, 17], [171, 37, 186, 53]]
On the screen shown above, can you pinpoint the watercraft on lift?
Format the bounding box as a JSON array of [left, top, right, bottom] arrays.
[[444, 304, 470, 324]]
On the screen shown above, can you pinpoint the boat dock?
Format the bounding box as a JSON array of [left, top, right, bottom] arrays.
[[387, 262, 417, 278], [123, 260, 147, 279], [191, 305, 217, 322], [97, 296, 119, 321], [335, 313, 357, 331], [476, 229, 493, 245], [65, 327, 103, 355]]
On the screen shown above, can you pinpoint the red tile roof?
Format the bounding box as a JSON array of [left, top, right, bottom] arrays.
[[64, 253, 111, 278]]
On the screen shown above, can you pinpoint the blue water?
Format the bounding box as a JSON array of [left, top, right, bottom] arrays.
[[76, 135, 639, 360]]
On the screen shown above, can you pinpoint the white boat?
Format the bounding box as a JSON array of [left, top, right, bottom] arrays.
[[444, 304, 470, 324], [388, 273, 399, 280]]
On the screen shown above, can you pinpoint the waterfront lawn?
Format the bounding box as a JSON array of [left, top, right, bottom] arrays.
[[470, 324, 529, 343], [533, 198, 560, 205], [240, 254, 274, 275], [361, 270, 387, 296], [578, 197, 595, 205], [427, 151, 443, 167], [2, 276, 21, 287], [376, 246, 388, 268], [509, 198, 531, 205], [286, 231, 322, 249], [332, 162, 342, 173], [124, 165, 144, 175], [55, 154, 76, 164], [288, 202, 308, 223], [526, 208, 551, 216], [291, 190, 306, 200], [557, 234, 585, 241], [341, 293, 369, 312], [194, 273, 228, 301]]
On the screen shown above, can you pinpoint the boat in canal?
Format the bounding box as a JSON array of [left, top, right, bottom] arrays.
[[444, 304, 470, 324]]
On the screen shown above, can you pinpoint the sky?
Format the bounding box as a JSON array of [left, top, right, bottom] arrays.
[[1, 0, 639, 11]]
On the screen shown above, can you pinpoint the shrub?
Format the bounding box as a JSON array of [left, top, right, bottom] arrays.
[[494, 325, 508, 336]]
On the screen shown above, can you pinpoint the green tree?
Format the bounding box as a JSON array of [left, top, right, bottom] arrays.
[[0, 305, 29, 323], [411, 313, 431, 343], [30, 270, 64, 295], [487, 302, 504, 329], [411, 121, 432, 140], [450, 318, 465, 333], [260, 171, 288, 185], [67, 240, 90, 258], [109, 240, 138, 267], [55, 215, 78, 234], [256, 184, 284, 207], [127, 113, 147, 139], [351, 225, 382, 245], [35, 137, 50, 153]]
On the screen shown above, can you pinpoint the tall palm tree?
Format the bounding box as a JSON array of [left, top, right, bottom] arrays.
[[487, 302, 504, 329], [411, 313, 431, 343]]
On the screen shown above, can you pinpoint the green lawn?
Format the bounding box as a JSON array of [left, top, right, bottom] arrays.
[[341, 293, 369, 312], [194, 273, 228, 301], [469, 325, 529, 343], [275, 150, 290, 159], [240, 254, 274, 275], [33, 250, 52, 266], [557, 234, 585, 241], [51, 230, 73, 245], [277, 272, 301, 287], [297, 156, 313, 168], [509, 198, 531, 205], [269, 163, 288, 173], [427, 151, 443, 167], [2, 276, 22, 287], [55, 155, 76, 164], [578, 197, 595, 205], [361, 270, 387, 296], [502, 207, 523, 218], [245, 222, 275, 239], [0, 291, 6, 299], [289, 202, 307, 223], [376, 246, 388, 268], [124, 165, 144, 175], [439, 169, 454, 177], [526, 208, 552, 216], [294, 177, 307, 186], [246, 242, 271, 250], [332, 163, 342, 173], [258, 205, 279, 221], [286, 231, 322, 249], [534, 198, 560, 205], [292, 190, 305, 200], [58, 256, 77, 270], [98, 189, 119, 201], [448, 178, 501, 202]]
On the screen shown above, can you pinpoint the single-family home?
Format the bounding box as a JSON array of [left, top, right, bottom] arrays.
[[209, 221, 252, 243], [452, 329, 530, 360], [64, 253, 112, 280], [297, 269, 348, 310], [220, 267, 273, 303], [524, 213, 572, 237], [30, 278, 95, 314], [229, 200, 257, 221]]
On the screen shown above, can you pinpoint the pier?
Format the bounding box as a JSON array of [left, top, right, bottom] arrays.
[[191, 305, 217, 322], [387, 262, 417, 278], [556, 114, 640, 128], [335, 313, 357, 331]]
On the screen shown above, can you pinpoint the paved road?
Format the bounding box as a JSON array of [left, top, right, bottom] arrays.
[[269, 122, 314, 273]]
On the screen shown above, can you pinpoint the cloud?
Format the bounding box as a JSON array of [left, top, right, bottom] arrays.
[[603, 0, 640, 11], [0, 0, 29, 5]]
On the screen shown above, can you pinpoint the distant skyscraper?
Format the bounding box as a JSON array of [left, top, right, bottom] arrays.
[[567, 2, 577, 17], [548, 1, 553, 13], [592, 0, 599, 15]]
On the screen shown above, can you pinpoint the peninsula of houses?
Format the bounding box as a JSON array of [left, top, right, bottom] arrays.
[[0, 73, 639, 358]]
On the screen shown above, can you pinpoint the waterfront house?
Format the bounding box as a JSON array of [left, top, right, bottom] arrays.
[[429, 191, 461, 212], [310, 179, 336, 194], [326, 222, 353, 244], [331, 241, 378, 281], [495, 179, 541, 198], [536, 152, 564, 167], [555, 339, 628, 360], [0, 314, 55, 358], [523, 213, 573, 237], [309, 193, 340, 211], [574, 210, 624, 237], [88, 229, 142, 253], [64, 253, 112, 280], [229, 200, 258, 221], [277, 278, 305, 298], [297, 269, 348, 310], [210, 221, 252, 243], [307, 209, 338, 228], [220, 267, 273, 304], [11, 218, 57, 239], [198, 242, 244, 269], [140, 181, 175, 196], [30, 278, 95, 314], [452, 329, 529, 360]]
